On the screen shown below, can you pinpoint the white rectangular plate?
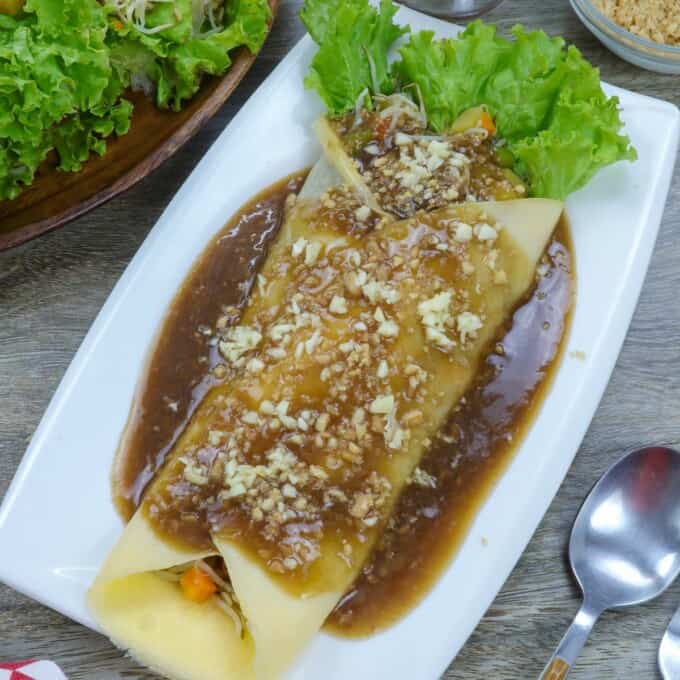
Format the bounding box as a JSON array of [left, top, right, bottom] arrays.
[[0, 8, 678, 680]]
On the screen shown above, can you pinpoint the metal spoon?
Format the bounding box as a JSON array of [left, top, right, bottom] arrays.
[[539, 446, 680, 680], [659, 604, 680, 678]]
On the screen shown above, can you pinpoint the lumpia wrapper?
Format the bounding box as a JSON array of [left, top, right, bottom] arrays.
[[87, 512, 254, 680], [203, 198, 564, 679], [217, 539, 338, 680], [89, 158, 342, 680], [313, 117, 384, 215], [91, 147, 563, 680]]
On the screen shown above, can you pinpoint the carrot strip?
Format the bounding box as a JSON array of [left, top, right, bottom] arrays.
[[480, 111, 496, 135], [180, 566, 217, 603]]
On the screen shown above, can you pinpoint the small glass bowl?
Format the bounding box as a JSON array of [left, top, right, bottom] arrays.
[[570, 0, 680, 74]]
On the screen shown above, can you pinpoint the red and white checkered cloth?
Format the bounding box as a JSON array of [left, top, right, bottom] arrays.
[[0, 661, 66, 680]]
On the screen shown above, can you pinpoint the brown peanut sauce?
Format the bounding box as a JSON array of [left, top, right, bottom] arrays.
[[112, 171, 574, 636], [327, 227, 573, 636], [112, 172, 307, 520]]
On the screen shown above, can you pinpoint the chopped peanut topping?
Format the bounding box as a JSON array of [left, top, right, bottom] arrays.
[[150, 182, 515, 579]]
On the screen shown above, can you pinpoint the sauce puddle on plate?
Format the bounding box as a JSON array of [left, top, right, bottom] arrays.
[[112, 171, 574, 636], [112, 172, 306, 520]]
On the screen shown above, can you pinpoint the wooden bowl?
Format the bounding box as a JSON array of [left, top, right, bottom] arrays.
[[0, 0, 278, 251]]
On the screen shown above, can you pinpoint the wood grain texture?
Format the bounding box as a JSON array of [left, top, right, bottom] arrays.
[[0, 0, 278, 251], [0, 1, 678, 678]]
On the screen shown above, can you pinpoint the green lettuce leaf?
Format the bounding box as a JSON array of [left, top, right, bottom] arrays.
[[301, 0, 407, 115], [137, 0, 194, 44], [302, 5, 636, 200], [0, 0, 132, 199], [477, 25, 566, 140], [109, 0, 270, 110], [392, 22, 636, 198], [392, 22, 509, 132], [51, 100, 133, 172], [509, 50, 637, 198], [0, 0, 270, 199], [299, 0, 364, 44]]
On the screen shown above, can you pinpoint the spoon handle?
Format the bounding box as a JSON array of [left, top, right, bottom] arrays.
[[538, 601, 600, 680], [658, 603, 680, 679]]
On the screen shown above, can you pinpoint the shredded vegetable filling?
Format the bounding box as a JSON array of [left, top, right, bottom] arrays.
[[157, 558, 246, 637], [192, 0, 225, 36], [107, 0, 225, 35], [330, 95, 525, 219], [108, 0, 177, 34]]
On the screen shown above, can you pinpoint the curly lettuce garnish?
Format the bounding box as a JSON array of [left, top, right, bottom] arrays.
[[301, 0, 636, 200], [0, 0, 131, 200], [107, 0, 270, 110], [0, 0, 270, 200], [301, 0, 407, 116], [394, 23, 636, 199]]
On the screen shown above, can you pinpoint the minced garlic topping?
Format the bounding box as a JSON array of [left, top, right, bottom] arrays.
[[457, 311, 483, 344], [218, 326, 262, 365], [418, 291, 456, 350], [410, 466, 437, 488], [329, 295, 348, 315], [362, 279, 400, 305], [369, 394, 395, 414], [360, 132, 473, 217]]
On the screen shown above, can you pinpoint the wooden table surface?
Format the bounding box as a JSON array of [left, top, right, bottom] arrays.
[[1, 1, 679, 678]]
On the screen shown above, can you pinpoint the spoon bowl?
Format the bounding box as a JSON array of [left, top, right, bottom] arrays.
[[571, 445, 680, 609], [540, 446, 680, 679]]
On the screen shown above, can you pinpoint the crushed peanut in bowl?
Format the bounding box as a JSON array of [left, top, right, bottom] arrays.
[[593, 0, 680, 46]]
